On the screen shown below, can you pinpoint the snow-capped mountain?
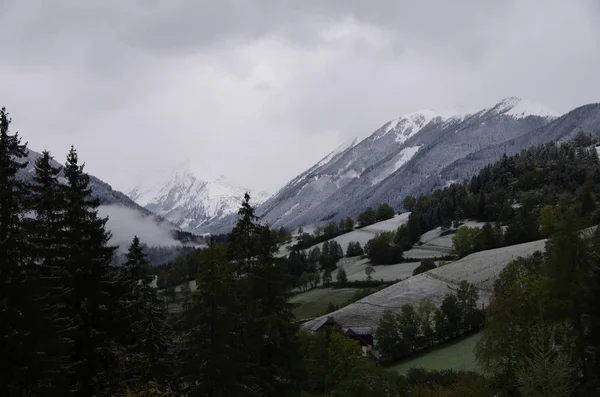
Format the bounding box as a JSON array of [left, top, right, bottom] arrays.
[[206, 96, 589, 233], [128, 163, 270, 233], [483, 96, 559, 119], [18, 149, 183, 250]]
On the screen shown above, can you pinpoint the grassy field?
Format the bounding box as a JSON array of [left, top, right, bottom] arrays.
[[290, 287, 360, 319], [386, 332, 483, 374]]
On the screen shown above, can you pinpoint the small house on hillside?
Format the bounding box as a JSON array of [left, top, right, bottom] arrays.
[[342, 326, 374, 357], [310, 316, 373, 357], [309, 316, 341, 333]]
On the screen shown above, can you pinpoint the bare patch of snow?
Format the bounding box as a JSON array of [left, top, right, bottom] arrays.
[[490, 97, 560, 119], [372, 110, 439, 143], [371, 146, 422, 185], [284, 203, 299, 217], [444, 179, 459, 188]]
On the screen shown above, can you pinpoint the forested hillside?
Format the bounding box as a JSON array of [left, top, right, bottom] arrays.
[[404, 133, 600, 248]]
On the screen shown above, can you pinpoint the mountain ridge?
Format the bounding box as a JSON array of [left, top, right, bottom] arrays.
[[204, 97, 573, 233], [128, 162, 270, 232]]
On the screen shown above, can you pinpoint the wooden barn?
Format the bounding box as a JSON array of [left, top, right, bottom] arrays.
[[310, 316, 374, 357]]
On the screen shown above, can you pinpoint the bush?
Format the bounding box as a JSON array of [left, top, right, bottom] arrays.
[[376, 203, 396, 221], [394, 224, 413, 250], [358, 207, 377, 228], [413, 259, 437, 276], [365, 232, 403, 265], [346, 241, 364, 257]]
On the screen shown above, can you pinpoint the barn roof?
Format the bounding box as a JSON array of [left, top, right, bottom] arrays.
[[342, 326, 373, 336], [310, 316, 338, 332]]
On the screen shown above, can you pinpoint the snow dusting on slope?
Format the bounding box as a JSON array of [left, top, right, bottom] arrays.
[[283, 203, 299, 217], [315, 137, 358, 168], [374, 110, 439, 143], [129, 164, 269, 232], [489, 97, 559, 119], [371, 145, 423, 185], [394, 111, 439, 144]]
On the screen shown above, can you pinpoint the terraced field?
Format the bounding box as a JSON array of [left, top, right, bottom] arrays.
[[312, 213, 411, 252], [333, 256, 420, 282], [290, 287, 360, 319], [303, 238, 547, 332]]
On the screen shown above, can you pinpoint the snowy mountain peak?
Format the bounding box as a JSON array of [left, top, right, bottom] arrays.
[[128, 167, 270, 232], [375, 109, 441, 145], [488, 97, 560, 119]]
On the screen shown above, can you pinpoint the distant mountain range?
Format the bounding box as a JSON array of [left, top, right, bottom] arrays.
[[128, 161, 270, 232], [200, 97, 600, 234], [20, 96, 600, 242]]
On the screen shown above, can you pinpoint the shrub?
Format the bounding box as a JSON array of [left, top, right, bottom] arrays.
[[346, 241, 364, 257], [365, 232, 403, 265], [376, 203, 396, 221], [413, 259, 437, 276]]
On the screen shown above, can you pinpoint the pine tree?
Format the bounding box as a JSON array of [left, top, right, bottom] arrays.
[[26, 150, 72, 395], [227, 192, 260, 275], [118, 236, 171, 385], [178, 241, 247, 397], [0, 108, 33, 396], [320, 240, 331, 268], [60, 146, 119, 396], [336, 267, 347, 284], [344, 217, 354, 231], [227, 194, 300, 396]]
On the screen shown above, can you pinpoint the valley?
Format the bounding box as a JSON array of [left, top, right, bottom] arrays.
[[4, 3, 600, 395]]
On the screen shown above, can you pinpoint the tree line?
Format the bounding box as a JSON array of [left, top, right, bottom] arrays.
[[0, 108, 170, 396], [293, 202, 396, 251], [475, 211, 600, 396], [404, 133, 600, 249], [364, 223, 415, 265], [376, 281, 484, 362]]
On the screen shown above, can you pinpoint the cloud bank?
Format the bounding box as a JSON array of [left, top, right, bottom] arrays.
[[98, 205, 181, 251], [1, 0, 599, 193]]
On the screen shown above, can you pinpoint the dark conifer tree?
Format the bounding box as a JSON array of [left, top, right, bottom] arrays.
[[0, 108, 33, 396], [477, 192, 487, 221], [60, 146, 119, 396], [320, 240, 331, 268], [26, 150, 72, 396], [179, 241, 247, 396], [119, 236, 171, 384], [585, 230, 600, 391], [227, 193, 300, 396]]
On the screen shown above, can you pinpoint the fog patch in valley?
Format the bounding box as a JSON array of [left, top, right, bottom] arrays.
[[98, 205, 181, 251]]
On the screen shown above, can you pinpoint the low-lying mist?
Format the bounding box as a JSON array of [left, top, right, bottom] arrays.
[[98, 205, 181, 251]]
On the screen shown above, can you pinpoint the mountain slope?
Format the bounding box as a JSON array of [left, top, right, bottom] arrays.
[[20, 149, 159, 216], [19, 149, 183, 250], [251, 110, 466, 229], [128, 163, 270, 232], [435, 103, 600, 184], [366, 102, 600, 211], [232, 97, 556, 231]]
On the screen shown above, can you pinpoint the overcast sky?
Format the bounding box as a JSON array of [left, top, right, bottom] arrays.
[[1, 0, 599, 194]]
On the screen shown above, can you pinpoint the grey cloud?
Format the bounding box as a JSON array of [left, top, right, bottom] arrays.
[[0, 0, 599, 194]]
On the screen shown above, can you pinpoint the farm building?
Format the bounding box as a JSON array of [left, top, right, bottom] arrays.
[[310, 316, 373, 357]]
